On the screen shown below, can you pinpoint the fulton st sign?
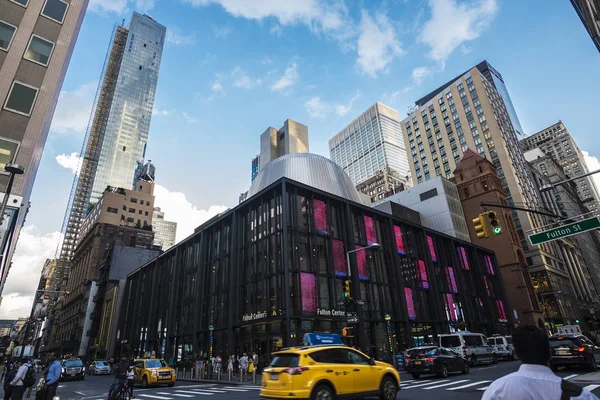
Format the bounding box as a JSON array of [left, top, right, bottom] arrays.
[[528, 217, 600, 246]]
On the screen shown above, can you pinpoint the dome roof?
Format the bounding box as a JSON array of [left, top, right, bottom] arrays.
[[248, 153, 362, 203]]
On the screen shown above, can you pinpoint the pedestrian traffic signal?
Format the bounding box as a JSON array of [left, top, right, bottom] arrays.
[[343, 280, 351, 299], [487, 211, 502, 236], [472, 213, 490, 239], [342, 327, 354, 337]]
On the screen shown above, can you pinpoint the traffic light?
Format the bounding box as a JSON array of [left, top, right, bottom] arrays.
[[343, 280, 351, 299], [472, 213, 490, 239], [342, 327, 354, 337], [486, 211, 502, 236]]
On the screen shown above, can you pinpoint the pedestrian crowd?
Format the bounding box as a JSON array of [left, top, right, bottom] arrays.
[[193, 351, 259, 381], [0, 352, 60, 400]]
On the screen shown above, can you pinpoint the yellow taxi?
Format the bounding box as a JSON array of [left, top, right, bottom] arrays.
[[133, 358, 176, 388], [260, 334, 400, 400]]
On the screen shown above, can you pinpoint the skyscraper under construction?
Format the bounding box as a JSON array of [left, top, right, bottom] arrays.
[[55, 13, 166, 286]]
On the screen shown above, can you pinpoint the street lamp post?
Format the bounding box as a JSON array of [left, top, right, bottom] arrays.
[[0, 163, 25, 226], [345, 243, 380, 278], [384, 314, 397, 367]]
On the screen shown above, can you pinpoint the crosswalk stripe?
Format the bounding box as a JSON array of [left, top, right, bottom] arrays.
[[157, 392, 194, 398], [424, 379, 470, 390], [584, 384, 600, 391], [401, 379, 431, 387], [175, 390, 214, 395], [225, 386, 260, 390], [477, 386, 490, 391], [197, 389, 227, 393], [404, 379, 450, 389], [446, 380, 492, 391], [219, 388, 249, 392], [139, 395, 173, 400], [563, 374, 579, 380]]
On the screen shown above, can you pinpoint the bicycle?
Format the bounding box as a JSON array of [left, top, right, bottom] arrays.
[[108, 380, 130, 400]]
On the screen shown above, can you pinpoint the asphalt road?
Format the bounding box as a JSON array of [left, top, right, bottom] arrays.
[[3, 361, 600, 399]]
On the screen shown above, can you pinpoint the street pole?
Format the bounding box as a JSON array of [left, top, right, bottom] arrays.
[[384, 314, 396, 366], [540, 291, 562, 334], [0, 164, 24, 226]]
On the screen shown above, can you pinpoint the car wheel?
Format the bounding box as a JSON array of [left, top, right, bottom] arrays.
[[589, 356, 597, 372], [492, 354, 498, 364], [470, 355, 478, 367], [411, 373, 421, 379], [379, 376, 398, 400], [142, 376, 148, 388], [311, 384, 334, 400], [438, 364, 449, 378], [461, 362, 470, 374]]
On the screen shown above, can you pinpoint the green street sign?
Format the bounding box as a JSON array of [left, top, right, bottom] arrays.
[[528, 217, 600, 246]]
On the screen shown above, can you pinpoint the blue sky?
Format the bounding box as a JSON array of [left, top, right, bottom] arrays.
[[2, 0, 600, 318]]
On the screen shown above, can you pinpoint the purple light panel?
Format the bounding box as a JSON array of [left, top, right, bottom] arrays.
[[483, 275, 491, 297], [457, 247, 470, 270], [364, 216, 376, 245], [416, 260, 429, 289], [332, 240, 346, 277], [394, 226, 406, 254], [405, 287, 416, 320], [300, 272, 317, 313], [496, 300, 507, 321], [427, 236, 437, 262], [484, 255, 495, 275], [314, 199, 328, 235], [445, 266, 458, 293], [445, 293, 457, 322], [356, 246, 369, 280]]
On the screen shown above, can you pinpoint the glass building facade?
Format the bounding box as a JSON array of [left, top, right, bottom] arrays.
[[329, 102, 410, 187], [90, 13, 166, 204], [117, 178, 511, 366]]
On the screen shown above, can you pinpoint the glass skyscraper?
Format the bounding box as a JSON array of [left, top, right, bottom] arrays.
[[57, 13, 165, 269]]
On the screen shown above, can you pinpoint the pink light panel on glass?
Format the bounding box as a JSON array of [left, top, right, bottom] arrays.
[[364, 216, 376, 245], [496, 300, 507, 321], [416, 260, 429, 289], [427, 236, 437, 262], [457, 247, 470, 270], [300, 272, 317, 313], [314, 199, 328, 235], [356, 246, 369, 280], [394, 226, 406, 254], [445, 266, 458, 293], [484, 255, 495, 275], [404, 287, 416, 320], [483, 275, 491, 297], [445, 293, 457, 322], [332, 240, 346, 277]]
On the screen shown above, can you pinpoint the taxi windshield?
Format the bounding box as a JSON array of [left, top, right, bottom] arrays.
[[146, 360, 167, 368]]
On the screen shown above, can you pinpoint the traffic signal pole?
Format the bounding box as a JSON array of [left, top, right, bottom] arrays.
[[479, 202, 562, 219]]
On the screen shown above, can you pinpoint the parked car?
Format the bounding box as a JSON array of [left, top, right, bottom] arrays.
[[549, 334, 600, 371], [88, 360, 111, 375], [488, 335, 516, 360], [405, 346, 470, 379], [60, 359, 85, 381], [439, 331, 496, 366]]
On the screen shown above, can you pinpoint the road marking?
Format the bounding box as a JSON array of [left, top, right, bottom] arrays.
[[477, 386, 490, 391], [401, 379, 431, 387], [584, 384, 600, 391], [198, 389, 227, 393], [224, 386, 260, 389], [158, 393, 194, 398], [139, 395, 173, 400], [447, 380, 492, 391], [477, 366, 498, 371], [176, 390, 214, 395], [563, 374, 579, 380], [75, 391, 87, 395], [404, 379, 450, 389], [219, 387, 249, 392], [424, 379, 470, 389]]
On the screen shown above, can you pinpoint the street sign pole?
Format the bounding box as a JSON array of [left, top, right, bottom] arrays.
[[528, 217, 600, 246]]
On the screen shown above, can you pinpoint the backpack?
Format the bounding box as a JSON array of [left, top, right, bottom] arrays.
[[561, 379, 583, 400], [23, 365, 36, 387]]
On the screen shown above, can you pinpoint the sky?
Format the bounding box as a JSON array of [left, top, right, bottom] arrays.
[[1, 0, 599, 318]]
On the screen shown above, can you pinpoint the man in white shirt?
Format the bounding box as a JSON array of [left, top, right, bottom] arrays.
[[482, 325, 599, 400], [10, 359, 31, 399]]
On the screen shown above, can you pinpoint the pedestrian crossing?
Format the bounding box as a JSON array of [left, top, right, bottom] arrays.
[[137, 386, 261, 400]]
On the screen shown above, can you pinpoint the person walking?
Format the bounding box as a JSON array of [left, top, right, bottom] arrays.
[[3, 363, 17, 400], [227, 357, 233, 378], [10, 359, 32, 400], [252, 352, 259, 374], [215, 355, 222, 377], [195, 354, 202, 380], [126, 363, 135, 398], [482, 325, 599, 400], [43, 353, 61, 400], [239, 353, 249, 381]]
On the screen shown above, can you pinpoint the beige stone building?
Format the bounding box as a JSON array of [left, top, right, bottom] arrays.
[[0, 0, 89, 301]]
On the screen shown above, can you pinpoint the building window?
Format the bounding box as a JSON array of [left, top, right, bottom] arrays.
[[9, 0, 29, 6], [131, 198, 138, 203], [145, 211, 149, 216], [0, 20, 17, 51], [4, 81, 39, 116], [146, 201, 150, 206], [138, 210, 142, 215], [127, 217, 134, 223], [24, 35, 55, 66], [129, 208, 135, 213], [41, 0, 69, 24], [420, 188, 438, 201], [107, 207, 118, 214], [0, 138, 19, 172]]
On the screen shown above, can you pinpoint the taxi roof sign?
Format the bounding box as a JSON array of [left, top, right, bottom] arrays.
[[302, 333, 343, 346]]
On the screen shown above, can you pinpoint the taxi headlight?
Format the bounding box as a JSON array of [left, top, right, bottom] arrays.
[[152, 371, 159, 376]]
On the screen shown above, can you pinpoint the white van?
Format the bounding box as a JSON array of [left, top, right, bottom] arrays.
[[439, 332, 496, 366], [488, 335, 516, 360]]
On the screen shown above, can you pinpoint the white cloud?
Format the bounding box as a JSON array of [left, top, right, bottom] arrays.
[[154, 184, 228, 243], [270, 24, 283, 37], [89, 0, 128, 14], [133, 0, 156, 12], [412, 66, 435, 85], [420, 0, 498, 65], [212, 82, 224, 93], [50, 82, 96, 135], [305, 97, 328, 118], [55, 153, 82, 175], [335, 90, 361, 116], [582, 151, 600, 195], [261, 56, 274, 65], [356, 9, 403, 77], [166, 26, 196, 46], [0, 226, 62, 319], [152, 105, 172, 116], [182, 111, 198, 124], [271, 62, 298, 92], [212, 25, 233, 38], [232, 67, 262, 89]]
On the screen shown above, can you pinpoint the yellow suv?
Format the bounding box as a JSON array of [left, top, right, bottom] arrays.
[[133, 358, 176, 388], [260, 345, 400, 399]]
